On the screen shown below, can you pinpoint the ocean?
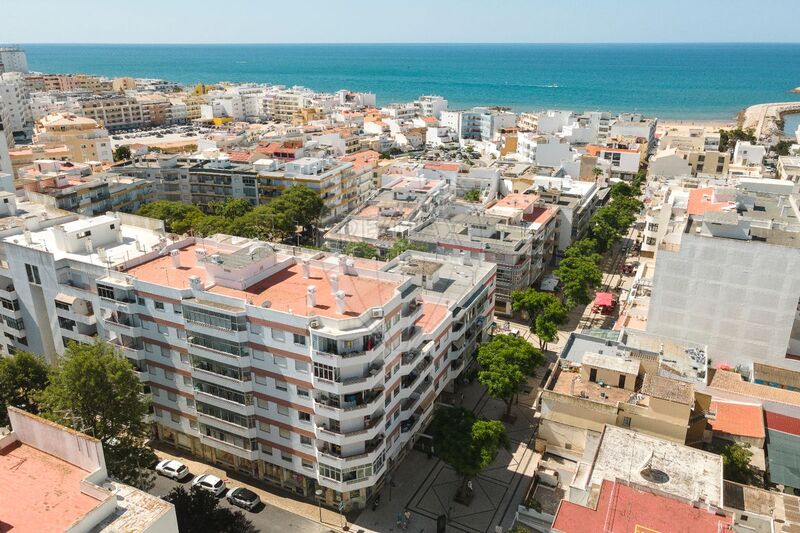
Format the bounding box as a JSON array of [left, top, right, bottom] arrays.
[[21, 43, 800, 120]]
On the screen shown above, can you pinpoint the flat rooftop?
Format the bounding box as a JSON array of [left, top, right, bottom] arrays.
[[127, 242, 401, 318], [588, 425, 724, 506], [0, 441, 101, 532], [553, 479, 732, 533], [93, 481, 174, 533], [551, 369, 639, 407]]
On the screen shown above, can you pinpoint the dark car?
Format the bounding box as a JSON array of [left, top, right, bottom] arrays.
[[226, 487, 261, 511]]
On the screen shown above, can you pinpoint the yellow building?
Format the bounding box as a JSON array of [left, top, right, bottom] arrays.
[[34, 113, 113, 163], [538, 352, 704, 459]]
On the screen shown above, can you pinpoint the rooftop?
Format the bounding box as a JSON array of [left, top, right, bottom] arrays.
[[709, 369, 800, 408], [0, 440, 101, 533], [588, 425, 724, 506], [582, 351, 640, 375], [551, 369, 638, 406], [640, 373, 695, 406], [709, 401, 765, 439], [552, 479, 732, 533]]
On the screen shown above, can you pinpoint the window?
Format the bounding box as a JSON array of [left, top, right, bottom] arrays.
[[281, 452, 292, 463], [271, 328, 285, 342], [57, 316, 75, 331], [152, 387, 160, 397], [299, 412, 311, 422], [183, 305, 246, 331], [295, 360, 308, 373], [277, 404, 289, 416], [273, 355, 287, 368], [313, 362, 337, 382], [157, 323, 168, 335], [25, 264, 41, 285], [186, 399, 195, 408], [258, 420, 270, 432], [257, 397, 269, 409], [253, 350, 265, 361], [297, 387, 309, 398], [249, 323, 263, 335], [279, 428, 290, 439], [183, 376, 192, 386], [255, 374, 267, 385], [393, 410, 400, 420], [171, 412, 180, 423], [154, 301, 165, 311], [302, 459, 314, 469], [300, 435, 312, 446], [262, 445, 273, 456], [293, 333, 307, 346], [622, 416, 632, 427], [164, 370, 174, 381], [275, 380, 288, 392], [168, 391, 177, 401]]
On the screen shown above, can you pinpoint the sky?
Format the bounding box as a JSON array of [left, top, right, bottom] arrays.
[[4, 0, 800, 44]]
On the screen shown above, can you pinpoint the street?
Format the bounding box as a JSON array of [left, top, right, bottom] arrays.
[[149, 472, 334, 533]]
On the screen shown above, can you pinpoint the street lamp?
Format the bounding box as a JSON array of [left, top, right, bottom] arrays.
[[315, 488, 323, 522]]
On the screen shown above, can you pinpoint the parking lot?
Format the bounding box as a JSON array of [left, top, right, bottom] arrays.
[[150, 468, 333, 533]]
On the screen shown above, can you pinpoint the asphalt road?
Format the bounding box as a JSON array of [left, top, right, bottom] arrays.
[[150, 473, 335, 533]]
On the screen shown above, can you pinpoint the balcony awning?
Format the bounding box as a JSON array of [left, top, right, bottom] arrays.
[[55, 293, 77, 305], [594, 292, 614, 308]]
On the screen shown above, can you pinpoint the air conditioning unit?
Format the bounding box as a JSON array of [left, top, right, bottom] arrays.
[[309, 319, 321, 329], [371, 308, 384, 318]]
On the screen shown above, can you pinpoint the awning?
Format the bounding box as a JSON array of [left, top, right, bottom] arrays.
[[594, 292, 614, 307], [55, 293, 77, 305]]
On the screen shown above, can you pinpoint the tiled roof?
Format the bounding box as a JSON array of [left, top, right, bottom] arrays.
[[552, 480, 732, 533], [709, 401, 765, 439], [640, 373, 694, 405], [765, 410, 800, 437], [687, 187, 733, 215], [709, 370, 800, 408]]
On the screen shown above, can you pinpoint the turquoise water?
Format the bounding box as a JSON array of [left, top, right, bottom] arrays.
[[21, 43, 800, 119], [785, 113, 800, 136]]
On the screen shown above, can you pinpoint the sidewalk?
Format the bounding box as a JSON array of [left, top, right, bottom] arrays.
[[152, 445, 349, 532]]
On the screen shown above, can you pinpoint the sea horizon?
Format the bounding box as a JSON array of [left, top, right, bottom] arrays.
[[16, 42, 800, 120]]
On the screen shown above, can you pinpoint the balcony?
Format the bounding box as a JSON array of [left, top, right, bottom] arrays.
[[314, 389, 383, 417], [315, 414, 385, 446], [198, 433, 259, 461], [317, 435, 385, 466], [197, 413, 257, 439], [103, 315, 140, 335]]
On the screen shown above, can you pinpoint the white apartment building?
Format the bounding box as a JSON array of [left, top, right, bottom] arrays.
[[517, 134, 575, 168], [335, 90, 377, 108], [525, 176, 603, 251], [0, 103, 12, 174], [733, 141, 767, 167], [609, 113, 658, 154], [778, 156, 800, 182], [0, 213, 495, 510], [441, 108, 517, 142], [647, 183, 800, 370], [209, 92, 245, 122], [0, 47, 28, 74], [0, 73, 33, 135], [416, 95, 448, 118]]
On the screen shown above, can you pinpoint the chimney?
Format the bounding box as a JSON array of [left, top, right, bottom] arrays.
[[195, 248, 207, 261], [170, 249, 181, 268], [188, 275, 203, 290], [338, 255, 347, 275], [307, 285, 317, 308], [23, 230, 32, 244], [330, 273, 339, 293], [334, 290, 346, 314], [346, 258, 356, 275], [301, 259, 310, 279]]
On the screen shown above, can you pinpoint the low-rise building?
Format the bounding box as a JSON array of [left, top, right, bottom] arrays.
[[34, 113, 113, 163], [1, 407, 178, 533]]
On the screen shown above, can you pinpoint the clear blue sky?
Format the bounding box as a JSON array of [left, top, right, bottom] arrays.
[[5, 0, 800, 44]]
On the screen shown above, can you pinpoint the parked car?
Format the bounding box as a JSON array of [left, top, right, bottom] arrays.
[[155, 459, 190, 480], [192, 474, 227, 496], [226, 487, 261, 511]]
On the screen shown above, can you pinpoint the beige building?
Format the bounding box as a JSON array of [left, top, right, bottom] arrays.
[[538, 352, 705, 459], [34, 113, 113, 162], [685, 149, 730, 177], [78, 94, 146, 131]]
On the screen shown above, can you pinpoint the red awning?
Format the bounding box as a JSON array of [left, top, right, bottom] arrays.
[[594, 292, 614, 307]]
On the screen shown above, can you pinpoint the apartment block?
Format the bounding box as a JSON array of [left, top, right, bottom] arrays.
[[34, 112, 113, 162], [0, 47, 28, 74], [78, 94, 147, 131], [0, 212, 495, 509]]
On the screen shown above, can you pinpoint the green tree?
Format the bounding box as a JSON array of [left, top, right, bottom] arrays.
[[278, 184, 326, 232], [563, 238, 601, 261], [555, 254, 603, 309], [477, 334, 544, 416], [772, 140, 793, 156], [719, 128, 756, 152], [113, 145, 131, 162], [610, 181, 635, 200], [0, 351, 49, 426], [228, 204, 296, 242], [511, 289, 567, 348], [192, 215, 232, 237], [386, 239, 427, 260], [138, 200, 205, 234], [163, 486, 257, 533], [209, 198, 253, 219], [39, 341, 156, 489], [718, 442, 754, 484], [430, 406, 509, 499], [464, 188, 481, 203], [343, 241, 379, 259], [592, 166, 603, 179]]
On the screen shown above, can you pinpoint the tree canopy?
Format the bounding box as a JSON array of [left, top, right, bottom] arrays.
[[719, 128, 756, 152], [343, 241, 379, 259], [718, 442, 754, 484], [39, 341, 156, 489], [554, 253, 603, 309], [511, 289, 568, 350], [0, 351, 49, 426], [464, 188, 481, 203], [113, 145, 131, 162], [138, 185, 325, 243], [477, 334, 544, 415], [386, 239, 427, 260], [430, 406, 509, 494], [163, 486, 257, 533]]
